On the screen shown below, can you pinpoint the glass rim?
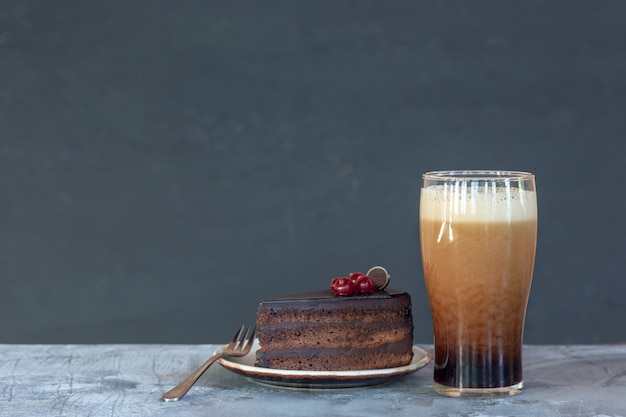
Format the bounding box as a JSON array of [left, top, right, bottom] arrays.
[[423, 170, 534, 181]]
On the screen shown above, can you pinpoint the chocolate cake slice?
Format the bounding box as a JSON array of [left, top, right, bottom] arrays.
[[255, 289, 414, 371]]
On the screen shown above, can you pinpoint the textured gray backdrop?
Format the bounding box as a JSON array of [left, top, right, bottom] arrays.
[[1, 1, 625, 344]]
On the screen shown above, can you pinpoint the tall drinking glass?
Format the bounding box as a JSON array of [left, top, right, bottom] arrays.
[[420, 171, 537, 397]]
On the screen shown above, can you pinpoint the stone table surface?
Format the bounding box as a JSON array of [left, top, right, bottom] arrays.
[[0, 344, 625, 417]]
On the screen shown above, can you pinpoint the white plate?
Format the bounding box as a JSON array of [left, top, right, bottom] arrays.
[[217, 339, 431, 389]]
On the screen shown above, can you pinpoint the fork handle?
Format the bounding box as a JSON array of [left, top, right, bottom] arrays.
[[161, 352, 223, 402]]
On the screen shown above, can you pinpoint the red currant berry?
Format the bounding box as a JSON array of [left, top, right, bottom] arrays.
[[331, 277, 356, 296], [355, 276, 376, 294], [348, 271, 365, 283]]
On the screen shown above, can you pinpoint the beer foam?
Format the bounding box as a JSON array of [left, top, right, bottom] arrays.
[[420, 184, 537, 222]]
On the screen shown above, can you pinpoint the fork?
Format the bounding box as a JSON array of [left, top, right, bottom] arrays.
[[161, 324, 256, 402]]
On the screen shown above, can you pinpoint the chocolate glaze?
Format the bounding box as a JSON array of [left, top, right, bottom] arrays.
[[257, 290, 412, 320], [263, 288, 402, 302]]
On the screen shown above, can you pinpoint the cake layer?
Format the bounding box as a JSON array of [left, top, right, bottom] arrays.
[[256, 340, 414, 371], [257, 322, 412, 350]]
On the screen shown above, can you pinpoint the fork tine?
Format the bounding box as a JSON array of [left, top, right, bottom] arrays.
[[226, 324, 246, 350], [242, 326, 256, 351], [236, 325, 253, 348], [238, 325, 251, 345], [237, 325, 248, 341]]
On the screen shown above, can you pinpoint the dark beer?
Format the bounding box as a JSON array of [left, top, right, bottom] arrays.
[[420, 175, 537, 397]]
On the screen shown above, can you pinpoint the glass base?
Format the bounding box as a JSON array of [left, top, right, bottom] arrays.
[[433, 381, 523, 398]]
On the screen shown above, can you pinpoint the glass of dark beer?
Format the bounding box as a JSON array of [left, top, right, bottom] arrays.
[[420, 171, 537, 397]]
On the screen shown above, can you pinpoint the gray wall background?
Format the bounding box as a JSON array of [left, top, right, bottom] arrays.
[[1, 1, 625, 344]]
